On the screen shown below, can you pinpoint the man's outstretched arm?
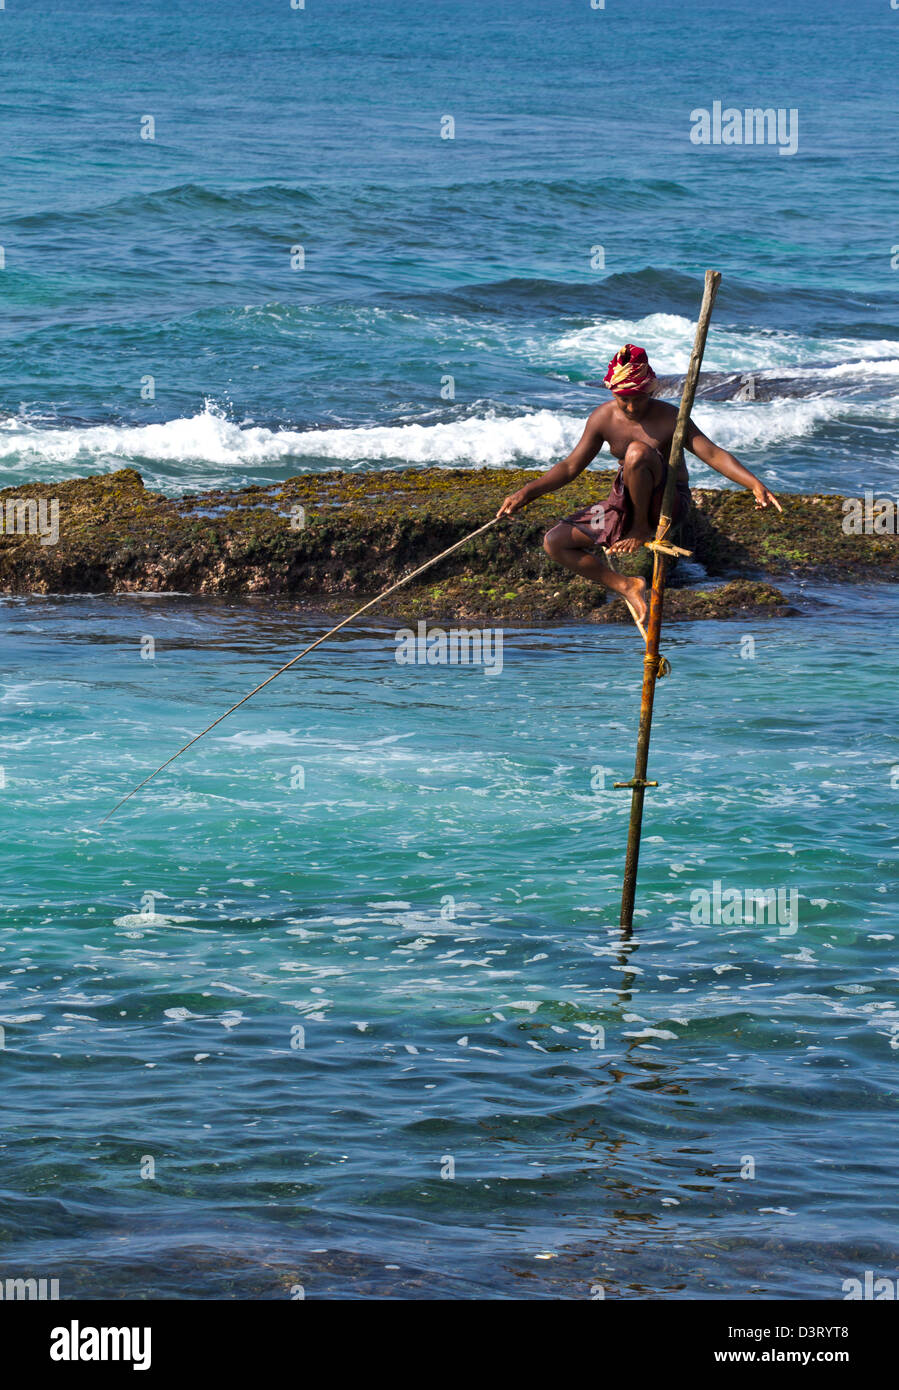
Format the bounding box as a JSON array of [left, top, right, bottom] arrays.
[[686, 420, 783, 511], [494, 414, 608, 522], [496, 411, 605, 517]]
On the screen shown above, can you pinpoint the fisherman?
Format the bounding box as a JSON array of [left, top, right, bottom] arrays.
[[497, 343, 782, 623]]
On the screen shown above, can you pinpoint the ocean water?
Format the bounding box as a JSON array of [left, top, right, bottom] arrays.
[[2, 0, 898, 496], [2, 588, 898, 1299], [1, 0, 898, 1300]]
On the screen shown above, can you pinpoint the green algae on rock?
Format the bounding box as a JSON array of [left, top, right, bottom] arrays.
[[0, 466, 892, 620]]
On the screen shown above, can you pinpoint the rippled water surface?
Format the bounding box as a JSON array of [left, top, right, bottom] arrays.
[[2, 0, 898, 1300], [1, 0, 898, 495], [2, 589, 896, 1298]]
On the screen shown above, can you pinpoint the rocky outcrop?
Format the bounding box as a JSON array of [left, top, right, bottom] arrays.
[[0, 466, 890, 622]]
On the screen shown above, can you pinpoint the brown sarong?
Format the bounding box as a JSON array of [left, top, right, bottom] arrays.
[[563, 465, 692, 550]]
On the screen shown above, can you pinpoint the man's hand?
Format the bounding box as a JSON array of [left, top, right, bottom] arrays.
[[496, 489, 530, 518], [687, 426, 784, 515], [751, 481, 783, 513]]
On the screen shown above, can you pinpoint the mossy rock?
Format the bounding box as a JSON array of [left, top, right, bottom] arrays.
[[0, 467, 892, 617]]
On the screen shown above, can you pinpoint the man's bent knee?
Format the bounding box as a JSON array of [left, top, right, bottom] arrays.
[[622, 441, 663, 479], [543, 524, 567, 558], [544, 522, 586, 559]]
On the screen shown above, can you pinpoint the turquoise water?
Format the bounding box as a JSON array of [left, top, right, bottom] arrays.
[[1, 0, 898, 1299], [2, 587, 897, 1298]]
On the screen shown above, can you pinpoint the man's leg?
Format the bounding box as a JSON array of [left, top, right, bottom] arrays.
[[610, 441, 664, 555], [543, 522, 648, 623]]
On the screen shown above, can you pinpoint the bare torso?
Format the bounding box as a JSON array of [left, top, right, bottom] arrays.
[[594, 399, 690, 480]]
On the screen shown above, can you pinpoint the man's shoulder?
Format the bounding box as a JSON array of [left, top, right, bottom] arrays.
[[648, 398, 679, 430], [586, 400, 614, 428]]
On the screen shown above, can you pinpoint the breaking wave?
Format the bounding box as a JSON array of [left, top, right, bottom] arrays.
[[0, 392, 886, 494]]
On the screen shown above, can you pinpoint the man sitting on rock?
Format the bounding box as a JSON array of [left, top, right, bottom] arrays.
[[497, 343, 782, 624]]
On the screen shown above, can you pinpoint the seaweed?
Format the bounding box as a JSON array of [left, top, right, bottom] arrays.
[[0, 466, 890, 620]]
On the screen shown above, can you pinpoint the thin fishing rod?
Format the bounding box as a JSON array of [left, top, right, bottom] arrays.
[[99, 516, 502, 824]]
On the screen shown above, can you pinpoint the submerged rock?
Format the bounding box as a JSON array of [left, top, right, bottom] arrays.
[[0, 465, 892, 621]]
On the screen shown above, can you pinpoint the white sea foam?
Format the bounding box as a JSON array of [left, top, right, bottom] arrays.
[[113, 912, 196, 929], [0, 395, 878, 490], [1, 311, 897, 489], [548, 313, 899, 374], [690, 397, 844, 452], [0, 404, 583, 474], [776, 356, 899, 379]]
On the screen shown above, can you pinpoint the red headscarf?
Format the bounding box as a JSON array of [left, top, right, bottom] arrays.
[[603, 343, 656, 396]]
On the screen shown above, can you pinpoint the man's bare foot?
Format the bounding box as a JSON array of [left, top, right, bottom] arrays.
[[610, 526, 654, 556], [620, 575, 648, 625]]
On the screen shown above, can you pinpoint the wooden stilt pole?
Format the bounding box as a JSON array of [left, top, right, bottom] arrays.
[[617, 269, 722, 929]]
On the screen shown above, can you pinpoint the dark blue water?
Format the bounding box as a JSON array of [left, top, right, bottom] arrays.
[[1, 0, 898, 1300], [1, 0, 898, 493]]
